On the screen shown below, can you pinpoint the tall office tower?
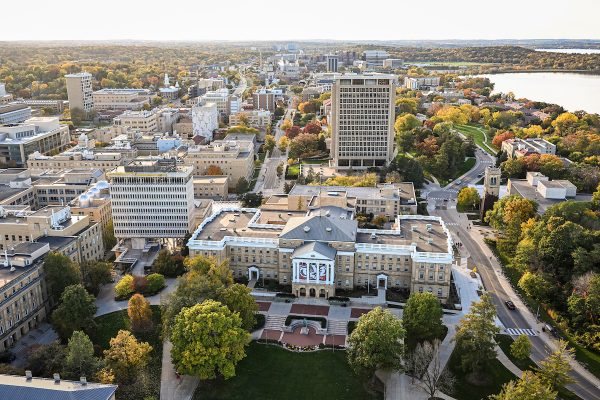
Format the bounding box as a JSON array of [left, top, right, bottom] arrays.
[[65, 72, 94, 112], [327, 54, 339, 72], [108, 158, 194, 249], [331, 74, 396, 169]]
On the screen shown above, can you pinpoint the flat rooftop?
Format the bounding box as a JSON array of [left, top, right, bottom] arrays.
[[509, 179, 592, 213], [195, 210, 280, 241], [356, 219, 449, 252], [0, 186, 30, 202]]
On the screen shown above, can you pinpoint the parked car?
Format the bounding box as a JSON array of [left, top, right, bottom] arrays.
[[505, 300, 516, 310]]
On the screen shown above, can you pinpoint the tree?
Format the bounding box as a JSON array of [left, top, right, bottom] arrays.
[[408, 340, 455, 400], [115, 274, 135, 299], [347, 307, 405, 382], [403, 292, 445, 347], [264, 135, 275, 153], [26, 342, 66, 378], [490, 371, 557, 400], [537, 340, 575, 390], [395, 114, 421, 133], [303, 122, 322, 135], [170, 300, 250, 379], [395, 97, 418, 115], [52, 284, 97, 340], [43, 252, 81, 302], [454, 293, 499, 376], [128, 294, 153, 332], [277, 136, 290, 152], [64, 331, 100, 379], [152, 249, 185, 277], [281, 118, 293, 131], [436, 106, 469, 125], [492, 131, 515, 148], [205, 165, 224, 175], [389, 155, 426, 188], [552, 112, 579, 135], [457, 187, 481, 210], [510, 335, 532, 361], [518, 272, 550, 302], [276, 162, 284, 178], [146, 273, 165, 293], [285, 125, 302, 139], [235, 177, 249, 195], [80, 260, 112, 296], [102, 220, 117, 250], [104, 330, 152, 382], [485, 196, 537, 244], [240, 192, 263, 207], [217, 284, 258, 331]]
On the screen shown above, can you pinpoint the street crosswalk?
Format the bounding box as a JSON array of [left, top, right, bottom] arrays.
[[444, 222, 460, 226], [505, 328, 538, 337]]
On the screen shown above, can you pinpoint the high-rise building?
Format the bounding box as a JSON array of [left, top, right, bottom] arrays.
[[331, 74, 396, 169], [65, 72, 94, 112], [326, 55, 339, 72], [252, 88, 277, 112], [191, 102, 218, 141], [108, 158, 194, 248]]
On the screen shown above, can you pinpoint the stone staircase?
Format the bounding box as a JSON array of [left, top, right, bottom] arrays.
[[327, 319, 347, 336], [264, 315, 287, 330]]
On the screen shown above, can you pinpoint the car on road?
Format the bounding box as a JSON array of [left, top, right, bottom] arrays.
[[455, 179, 462, 185], [505, 300, 516, 310], [478, 172, 484, 177]]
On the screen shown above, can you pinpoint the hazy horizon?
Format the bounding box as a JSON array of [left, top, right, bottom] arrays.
[[3, 0, 600, 42]]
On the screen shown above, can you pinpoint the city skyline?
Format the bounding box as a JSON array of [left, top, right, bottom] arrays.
[[3, 0, 600, 41]]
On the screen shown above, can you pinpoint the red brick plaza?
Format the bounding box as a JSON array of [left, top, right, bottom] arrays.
[[255, 301, 377, 350]]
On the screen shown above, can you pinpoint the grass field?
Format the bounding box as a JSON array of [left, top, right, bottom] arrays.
[[447, 348, 516, 400], [195, 342, 381, 400], [285, 163, 300, 179], [455, 124, 498, 155]]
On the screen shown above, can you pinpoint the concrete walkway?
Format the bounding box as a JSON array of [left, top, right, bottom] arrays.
[[160, 340, 199, 400], [495, 345, 523, 377]]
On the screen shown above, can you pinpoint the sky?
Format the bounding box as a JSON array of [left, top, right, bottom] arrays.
[[3, 0, 600, 41]]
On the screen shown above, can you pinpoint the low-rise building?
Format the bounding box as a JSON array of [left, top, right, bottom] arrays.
[[383, 59, 404, 69], [14, 99, 66, 114], [27, 148, 126, 172], [193, 176, 229, 198], [188, 205, 453, 299], [0, 242, 49, 352], [501, 138, 556, 159], [113, 109, 159, 133], [30, 168, 105, 208], [184, 140, 254, 189], [0, 373, 117, 399], [92, 88, 154, 111], [229, 110, 271, 129], [0, 104, 32, 124], [404, 76, 441, 90], [0, 117, 70, 166], [363, 50, 389, 66]]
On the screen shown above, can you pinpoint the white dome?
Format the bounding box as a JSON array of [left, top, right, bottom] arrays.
[[78, 194, 91, 207], [95, 180, 109, 190]]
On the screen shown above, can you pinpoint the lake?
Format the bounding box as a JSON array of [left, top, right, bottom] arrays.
[[535, 48, 600, 54], [480, 72, 600, 115]]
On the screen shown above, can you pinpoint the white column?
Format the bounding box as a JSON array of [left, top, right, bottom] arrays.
[[329, 262, 334, 285]]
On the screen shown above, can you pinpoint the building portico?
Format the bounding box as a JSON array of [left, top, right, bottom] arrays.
[[291, 242, 336, 298]]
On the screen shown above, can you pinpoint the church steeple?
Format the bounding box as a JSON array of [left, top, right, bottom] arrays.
[[164, 73, 170, 87]]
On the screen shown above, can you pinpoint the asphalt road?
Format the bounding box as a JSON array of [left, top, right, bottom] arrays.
[[426, 150, 600, 399]]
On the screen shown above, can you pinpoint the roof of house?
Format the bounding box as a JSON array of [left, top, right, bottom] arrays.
[[292, 241, 337, 260], [279, 214, 357, 242], [0, 374, 117, 400]]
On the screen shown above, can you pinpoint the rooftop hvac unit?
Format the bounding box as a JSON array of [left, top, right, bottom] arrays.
[[427, 238, 433, 244], [411, 225, 417, 231], [426, 224, 432, 232]]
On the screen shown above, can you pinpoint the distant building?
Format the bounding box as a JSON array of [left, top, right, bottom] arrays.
[[0, 84, 13, 105], [108, 158, 195, 248], [201, 89, 237, 116], [252, 88, 278, 112], [229, 110, 271, 129], [326, 55, 339, 72], [0, 373, 117, 400], [113, 109, 159, 132], [0, 104, 32, 124], [15, 99, 65, 114], [191, 102, 219, 141], [501, 138, 556, 159], [383, 59, 404, 69], [65, 72, 94, 112], [404, 76, 441, 90], [0, 117, 70, 166], [363, 50, 389, 66], [331, 74, 396, 169], [92, 88, 154, 111]]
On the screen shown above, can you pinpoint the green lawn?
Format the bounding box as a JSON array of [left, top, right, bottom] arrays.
[[195, 342, 381, 400], [455, 124, 498, 156], [285, 164, 300, 179], [89, 306, 163, 400], [447, 348, 516, 400]]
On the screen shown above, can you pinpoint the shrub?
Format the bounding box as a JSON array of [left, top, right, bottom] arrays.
[[253, 314, 266, 330], [132, 276, 148, 294], [145, 273, 166, 295], [115, 275, 134, 300]]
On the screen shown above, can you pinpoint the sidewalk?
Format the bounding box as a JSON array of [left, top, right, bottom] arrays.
[[160, 340, 199, 400]]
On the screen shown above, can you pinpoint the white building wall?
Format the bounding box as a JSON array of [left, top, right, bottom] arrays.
[[192, 102, 219, 141]]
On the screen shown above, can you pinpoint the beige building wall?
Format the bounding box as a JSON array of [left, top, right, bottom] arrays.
[[65, 73, 93, 112], [193, 176, 228, 198], [185, 142, 254, 188]]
